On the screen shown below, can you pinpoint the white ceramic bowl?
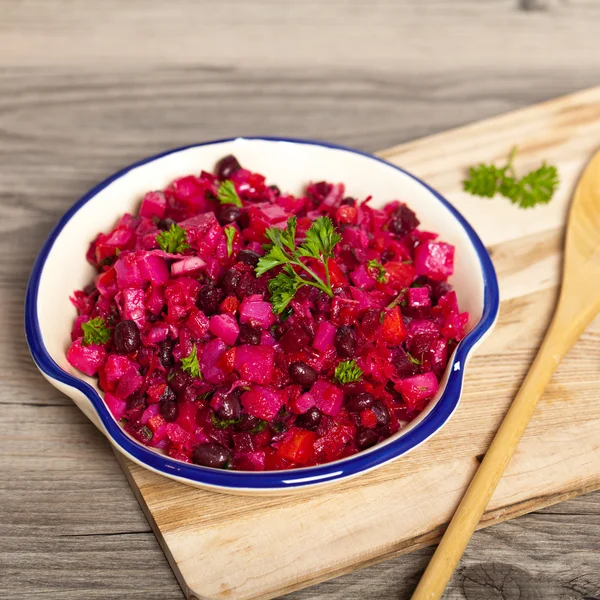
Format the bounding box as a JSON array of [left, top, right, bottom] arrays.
[[26, 137, 499, 495]]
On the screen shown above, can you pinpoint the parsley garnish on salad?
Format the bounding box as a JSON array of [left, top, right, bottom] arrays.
[[156, 223, 189, 253], [217, 180, 242, 207], [181, 344, 201, 378], [81, 317, 110, 346], [256, 216, 341, 313]]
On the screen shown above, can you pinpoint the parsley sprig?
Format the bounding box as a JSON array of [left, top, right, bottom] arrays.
[[463, 146, 559, 209], [81, 316, 111, 346], [367, 259, 387, 283], [224, 225, 236, 257], [334, 360, 363, 385], [156, 223, 189, 254], [256, 216, 341, 314], [181, 343, 201, 378], [217, 180, 242, 207]]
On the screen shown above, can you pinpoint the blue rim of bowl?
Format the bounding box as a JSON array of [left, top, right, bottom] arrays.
[[25, 136, 499, 491]]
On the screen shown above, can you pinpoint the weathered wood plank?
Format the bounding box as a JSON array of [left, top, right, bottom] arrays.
[[1, 0, 599, 71]]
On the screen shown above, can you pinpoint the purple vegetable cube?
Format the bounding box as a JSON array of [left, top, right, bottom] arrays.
[[414, 241, 454, 281]]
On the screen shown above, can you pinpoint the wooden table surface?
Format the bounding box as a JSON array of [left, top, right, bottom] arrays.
[[2, 1, 600, 598]]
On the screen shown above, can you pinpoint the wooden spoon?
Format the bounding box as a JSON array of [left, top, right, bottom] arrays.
[[411, 149, 600, 600]]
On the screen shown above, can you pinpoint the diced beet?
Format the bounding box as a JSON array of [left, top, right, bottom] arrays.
[[140, 403, 160, 425], [145, 285, 165, 315], [94, 227, 135, 264], [138, 254, 169, 285], [171, 256, 206, 277], [280, 326, 312, 353], [209, 313, 240, 346], [408, 287, 431, 309], [104, 392, 127, 421], [234, 345, 274, 384], [185, 309, 210, 338], [95, 267, 118, 299], [148, 417, 168, 444], [313, 423, 354, 462], [312, 321, 336, 352], [310, 380, 344, 417], [104, 354, 135, 388], [140, 191, 167, 219], [120, 287, 146, 327], [239, 294, 276, 330], [144, 323, 169, 345], [349, 264, 376, 290], [232, 432, 254, 454], [201, 338, 228, 384], [430, 338, 449, 375], [176, 402, 198, 433], [114, 366, 143, 400], [414, 241, 454, 281], [289, 391, 316, 415], [234, 450, 266, 471], [241, 386, 284, 421], [67, 339, 107, 376], [166, 422, 191, 446], [114, 253, 144, 288], [442, 311, 469, 341], [396, 372, 439, 410]]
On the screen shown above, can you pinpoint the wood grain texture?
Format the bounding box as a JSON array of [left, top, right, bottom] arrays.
[[411, 147, 600, 599], [2, 1, 600, 599]]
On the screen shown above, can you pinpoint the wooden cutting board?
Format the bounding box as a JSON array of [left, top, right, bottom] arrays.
[[115, 87, 600, 600]]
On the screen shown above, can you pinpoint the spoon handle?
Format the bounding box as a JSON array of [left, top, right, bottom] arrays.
[[410, 312, 573, 600]]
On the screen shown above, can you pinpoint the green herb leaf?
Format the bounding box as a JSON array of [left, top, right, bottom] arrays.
[[156, 223, 190, 254], [463, 146, 559, 209], [406, 352, 422, 366], [137, 425, 153, 443], [81, 316, 111, 346], [279, 306, 293, 321], [463, 164, 507, 198], [251, 420, 268, 434], [334, 359, 363, 385], [256, 216, 341, 313], [181, 343, 201, 378], [264, 216, 297, 253], [271, 421, 286, 433], [211, 413, 241, 429], [217, 180, 242, 207], [367, 259, 387, 283], [502, 163, 559, 209], [224, 225, 236, 257], [267, 266, 302, 315], [386, 288, 408, 309], [255, 244, 290, 277], [296, 216, 341, 260]]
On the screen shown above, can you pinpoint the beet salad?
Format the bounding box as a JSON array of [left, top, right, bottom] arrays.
[[67, 154, 468, 471]]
